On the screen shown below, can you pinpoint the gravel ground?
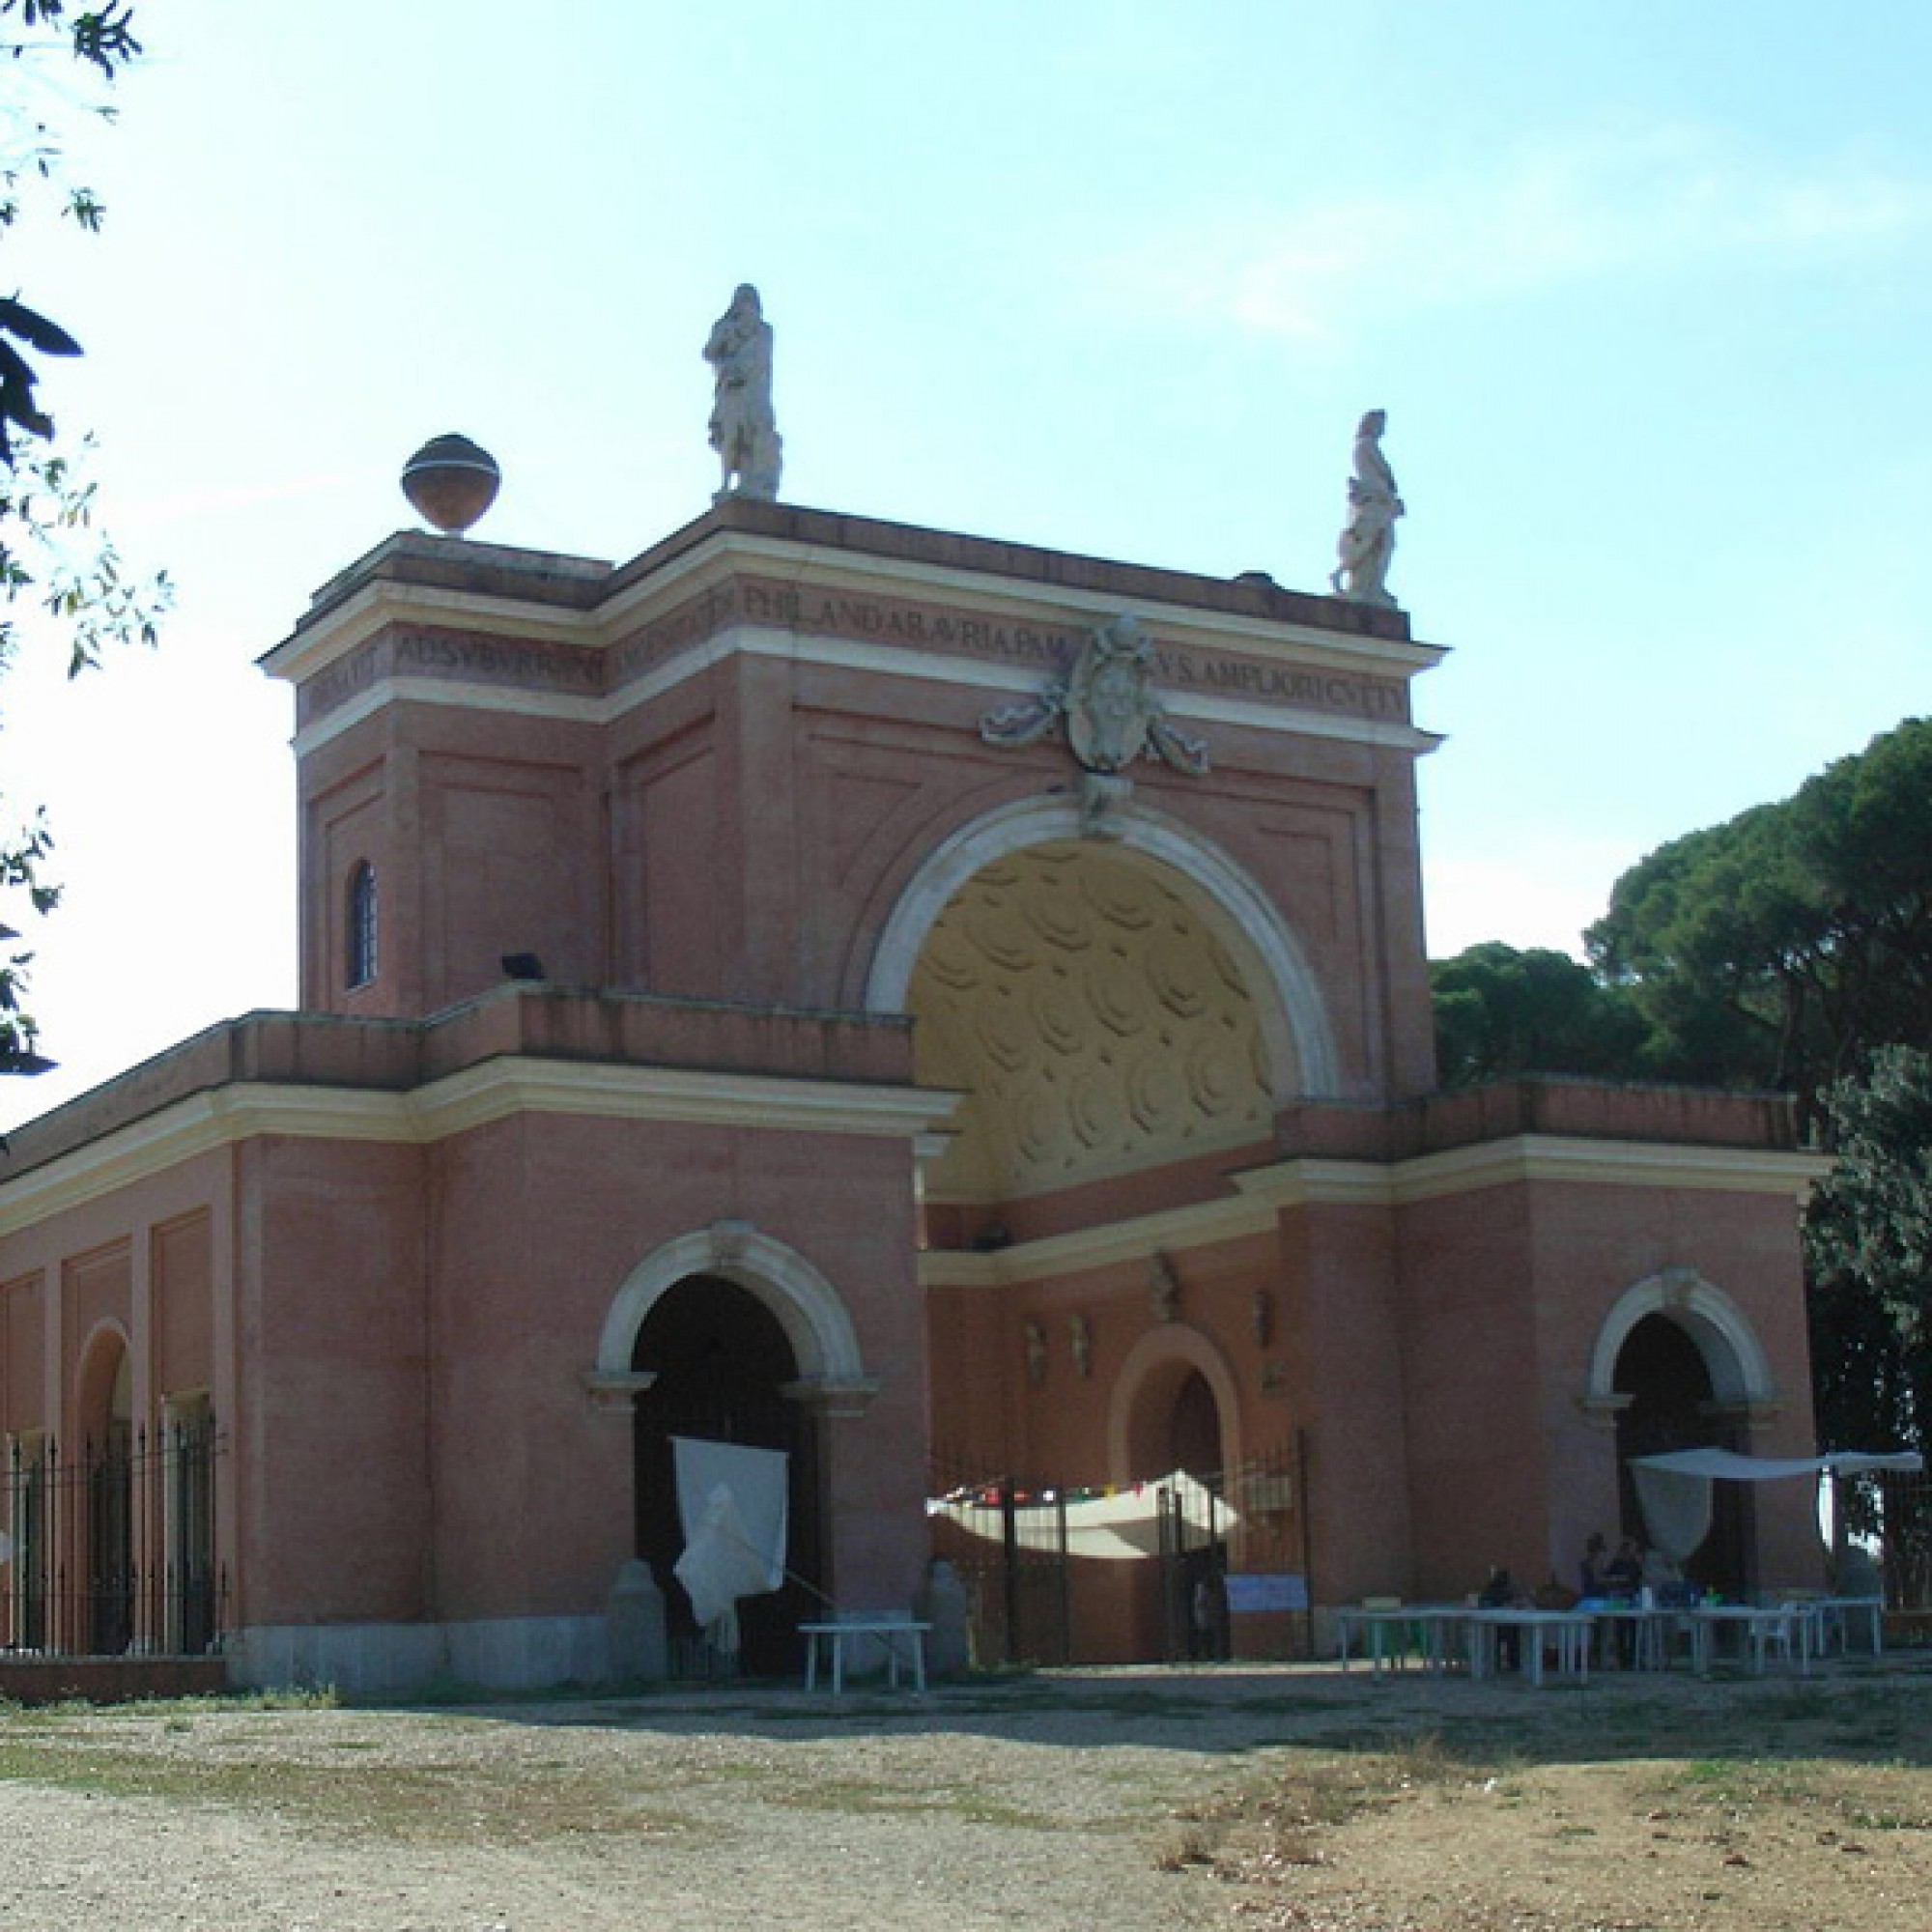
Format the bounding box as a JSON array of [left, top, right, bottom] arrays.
[[0, 1660, 1925, 1931]]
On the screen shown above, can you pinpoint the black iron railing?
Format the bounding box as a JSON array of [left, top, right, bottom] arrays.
[[4, 1419, 227, 1659]]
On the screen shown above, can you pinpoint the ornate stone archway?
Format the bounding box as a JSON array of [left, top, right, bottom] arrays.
[[862, 793, 1339, 1099], [1106, 1321, 1244, 1484], [1585, 1266, 1777, 1413], [590, 1221, 876, 1414]]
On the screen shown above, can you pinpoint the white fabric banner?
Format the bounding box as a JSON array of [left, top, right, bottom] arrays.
[[670, 1436, 789, 1652]]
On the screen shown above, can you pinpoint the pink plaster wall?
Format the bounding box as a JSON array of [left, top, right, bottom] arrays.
[[416, 1110, 931, 1623], [239, 1137, 431, 1628], [1395, 1179, 1823, 1603], [287, 519, 1443, 1106]]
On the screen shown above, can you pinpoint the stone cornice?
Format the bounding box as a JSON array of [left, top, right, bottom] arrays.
[[1381, 1135, 1831, 1204], [0, 1063, 959, 1236], [291, 625, 1445, 763], [270, 515, 1447, 762], [918, 1137, 1830, 1290]]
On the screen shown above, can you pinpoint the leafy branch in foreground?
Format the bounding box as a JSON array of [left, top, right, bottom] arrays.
[[0, 0, 161, 1072]]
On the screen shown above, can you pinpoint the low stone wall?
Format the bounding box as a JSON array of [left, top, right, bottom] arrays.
[[0, 1658, 228, 1705]]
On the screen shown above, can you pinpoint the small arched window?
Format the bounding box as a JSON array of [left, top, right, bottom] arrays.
[[346, 861, 379, 989]]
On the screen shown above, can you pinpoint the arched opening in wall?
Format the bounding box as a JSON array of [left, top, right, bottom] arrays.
[[907, 840, 1287, 1219], [630, 1274, 823, 1677], [74, 1332, 134, 1655], [1613, 1313, 1750, 1598], [1116, 1349, 1235, 1661], [1169, 1370, 1221, 1480]]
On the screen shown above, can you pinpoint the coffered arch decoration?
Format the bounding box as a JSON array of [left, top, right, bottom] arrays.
[[866, 798, 1336, 1201]]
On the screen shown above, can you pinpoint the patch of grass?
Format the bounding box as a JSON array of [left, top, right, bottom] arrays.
[[0, 1734, 700, 1847], [762, 1773, 1051, 1830], [1150, 1821, 1218, 1870]]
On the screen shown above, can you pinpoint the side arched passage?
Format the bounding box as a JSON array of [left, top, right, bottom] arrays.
[[595, 1224, 877, 1676], [1109, 1323, 1243, 1660], [1588, 1269, 1780, 1598]]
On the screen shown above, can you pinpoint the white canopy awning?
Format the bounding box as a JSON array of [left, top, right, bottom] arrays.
[[1629, 1449, 1923, 1482], [928, 1471, 1236, 1561], [1628, 1447, 1923, 1563]]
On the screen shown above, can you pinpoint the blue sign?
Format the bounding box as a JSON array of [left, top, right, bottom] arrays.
[[1225, 1572, 1308, 1614]]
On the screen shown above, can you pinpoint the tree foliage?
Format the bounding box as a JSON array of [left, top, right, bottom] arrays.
[[1585, 719, 1932, 1102], [0, 1, 165, 1071], [1434, 719, 1932, 1456], [1804, 1045, 1932, 1454], [1430, 941, 1647, 1088]]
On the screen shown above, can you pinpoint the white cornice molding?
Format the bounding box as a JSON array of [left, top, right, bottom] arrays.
[[268, 525, 1444, 696], [920, 1190, 1280, 1289], [624, 530, 1448, 676], [291, 623, 1445, 761], [410, 1057, 958, 1141], [264, 580, 611, 683], [0, 1064, 961, 1236], [1231, 1138, 1827, 1208], [916, 1137, 1829, 1291], [1381, 1135, 1831, 1204]]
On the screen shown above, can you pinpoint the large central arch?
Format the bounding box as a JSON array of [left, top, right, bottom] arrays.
[[864, 794, 1340, 1098]]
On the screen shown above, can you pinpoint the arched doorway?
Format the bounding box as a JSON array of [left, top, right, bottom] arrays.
[[1613, 1313, 1750, 1598], [630, 1274, 824, 1676], [1165, 1368, 1230, 1660], [1113, 1334, 1239, 1662], [74, 1329, 133, 1655]]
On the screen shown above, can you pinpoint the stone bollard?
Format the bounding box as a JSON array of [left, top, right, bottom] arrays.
[[917, 1558, 973, 1679], [607, 1558, 668, 1684]]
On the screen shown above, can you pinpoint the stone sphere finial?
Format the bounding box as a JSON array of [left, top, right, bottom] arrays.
[[401, 433, 501, 535]]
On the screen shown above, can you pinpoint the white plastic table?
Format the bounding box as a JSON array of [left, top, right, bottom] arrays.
[[1588, 1604, 1671, 1670], [801, 1619, 931, 1694], [1814, 1595, 1884, 1656], [1335, 1604, 1467, 1676], [1687, 1604, 1811, 1676], [1464, 1607, 1594, 1686]]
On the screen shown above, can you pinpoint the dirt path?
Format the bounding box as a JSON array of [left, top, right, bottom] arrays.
[[0, 1661, 1925, 1930]]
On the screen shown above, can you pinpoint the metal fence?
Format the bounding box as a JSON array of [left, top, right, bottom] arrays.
[[1872, 1467, 1932, 1614], [929, 1446, 1311, 1666], [3, 1419, 226, 1659]]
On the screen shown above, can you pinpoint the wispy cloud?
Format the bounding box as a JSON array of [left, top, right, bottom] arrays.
[[1102, 128, 1932, 342]]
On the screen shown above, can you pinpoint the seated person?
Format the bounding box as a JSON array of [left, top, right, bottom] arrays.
[[1579, 1531, 1609, 1599], [1478, 1565, 1525, 1669], [1603, 1537, 1644, 1598]]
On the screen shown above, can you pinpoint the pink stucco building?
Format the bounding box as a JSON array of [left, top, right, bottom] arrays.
[[0, 497, 1827, 1689]]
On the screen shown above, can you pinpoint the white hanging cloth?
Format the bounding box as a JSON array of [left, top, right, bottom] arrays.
[[671, 1436, 789, 1653]]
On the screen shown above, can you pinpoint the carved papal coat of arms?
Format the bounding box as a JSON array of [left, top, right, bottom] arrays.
[[979, 613, 1208, 778]]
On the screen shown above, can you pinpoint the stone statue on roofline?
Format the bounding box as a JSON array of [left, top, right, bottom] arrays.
[[1329, 408, 1403, 608], [704, 283, 782, 502]]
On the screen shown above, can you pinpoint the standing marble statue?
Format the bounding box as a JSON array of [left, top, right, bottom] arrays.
[[703, 283, 782, 501], [1329, 408, 1403, 608]]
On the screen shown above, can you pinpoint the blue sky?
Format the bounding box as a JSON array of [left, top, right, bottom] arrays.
[[4, 0, 1930, 1125]]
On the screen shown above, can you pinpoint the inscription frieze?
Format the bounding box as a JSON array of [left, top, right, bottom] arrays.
[[298, 579, 1413, 729], [611, 576, 1411, 724], [298, 624, 606, 726]]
